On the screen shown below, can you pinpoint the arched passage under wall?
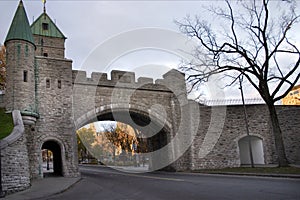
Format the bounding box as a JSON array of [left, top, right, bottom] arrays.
[[42, 140, 63, 176], [77, 107, 172, 151], [238, 136, 265, 165], [76, 108, 174, 171]]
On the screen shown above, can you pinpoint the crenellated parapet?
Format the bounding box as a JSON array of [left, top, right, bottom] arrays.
[[72, 69, 187, 92]]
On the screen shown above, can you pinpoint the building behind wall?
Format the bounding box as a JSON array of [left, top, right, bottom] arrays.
[[282, 85, 300, 105]]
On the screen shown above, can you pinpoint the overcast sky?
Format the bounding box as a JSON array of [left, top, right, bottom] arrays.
[[1, 0, 299, 102], [1, 0, 207, 68]]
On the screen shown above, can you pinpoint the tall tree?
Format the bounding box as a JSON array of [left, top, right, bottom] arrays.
[[77, 127, 98, 162], [177, 0, 299, 167]]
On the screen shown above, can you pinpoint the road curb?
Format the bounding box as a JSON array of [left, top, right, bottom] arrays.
[[173, 171, 300, 179], [204, 172, 300, 179]]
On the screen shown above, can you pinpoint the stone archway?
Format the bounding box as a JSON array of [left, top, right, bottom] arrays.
[[76, 106, 173, 171], [238, 136, 265, 165], [42, 140, 63, 176]]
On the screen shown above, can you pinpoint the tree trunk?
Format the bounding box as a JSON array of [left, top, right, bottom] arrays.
[[267, 103, 289, 167]]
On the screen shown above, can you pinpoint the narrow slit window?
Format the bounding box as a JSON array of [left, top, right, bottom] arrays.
[[25, 45, 29, 57], [46, 78, 50, 88], [17, 44, 21, 55], [23, 70, 28, 82], [43, 53, 48, 57], [58, 80, 61, 89]]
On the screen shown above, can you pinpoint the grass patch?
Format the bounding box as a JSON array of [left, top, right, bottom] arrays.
[[192, 167, 300, 175], [0, 108, 14, 140]]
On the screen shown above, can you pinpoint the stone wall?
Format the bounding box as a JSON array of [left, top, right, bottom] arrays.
[[0, 111, 30, 194], [33, 36, 65, 59], [71, 69, 300, 171], [277, 106, 300, 164], [190, 104, 300, 170], [0, 93, 4, 108]]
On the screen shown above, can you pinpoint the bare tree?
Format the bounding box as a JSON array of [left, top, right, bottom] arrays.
[[177, 0, 300, 167]]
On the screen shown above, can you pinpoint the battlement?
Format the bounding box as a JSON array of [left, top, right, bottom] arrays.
[[72, 69, 186, 92]]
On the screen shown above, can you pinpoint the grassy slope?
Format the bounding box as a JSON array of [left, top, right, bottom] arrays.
[[0, 108, 14, 140]]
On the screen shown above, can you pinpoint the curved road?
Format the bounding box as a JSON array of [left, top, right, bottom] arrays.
[[43, 165, 300, 200]]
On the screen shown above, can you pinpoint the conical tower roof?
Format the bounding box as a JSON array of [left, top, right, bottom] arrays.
[[5, 0, 35, 46]]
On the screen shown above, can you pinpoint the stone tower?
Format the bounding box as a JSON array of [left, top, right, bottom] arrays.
[[28, 3, 79, 178], [4, 0, 79, 180], [4, 0, 38, 124]]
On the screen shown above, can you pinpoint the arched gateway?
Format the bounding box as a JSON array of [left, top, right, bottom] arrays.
[[41, 140, 63, 176], [72, 69, 197, 172], [3, 1, 197, 180]]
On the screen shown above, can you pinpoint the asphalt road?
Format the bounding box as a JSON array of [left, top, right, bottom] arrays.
[[44, 165, 300, 200]]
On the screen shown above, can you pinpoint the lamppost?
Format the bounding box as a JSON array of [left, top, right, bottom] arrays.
[[46, 150, 50, 171], [239, 75, 254, 168]]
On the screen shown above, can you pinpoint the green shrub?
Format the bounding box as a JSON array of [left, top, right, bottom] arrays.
[[0, 108, 14, 140]]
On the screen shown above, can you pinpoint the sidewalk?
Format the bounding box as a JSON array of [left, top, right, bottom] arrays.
[[4, 177, 81, 200]]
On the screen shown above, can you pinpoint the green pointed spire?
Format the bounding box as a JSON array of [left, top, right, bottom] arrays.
[[5, 0, 35, 46]]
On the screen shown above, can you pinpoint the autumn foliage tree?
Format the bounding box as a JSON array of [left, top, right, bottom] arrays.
[[102, 122, 149, 161], [102, 123, 136, 154], [77, 127, 99, 162], [177, 0, 300, 166]]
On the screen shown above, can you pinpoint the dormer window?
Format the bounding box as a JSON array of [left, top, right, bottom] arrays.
[[42, 23, 49, 30]]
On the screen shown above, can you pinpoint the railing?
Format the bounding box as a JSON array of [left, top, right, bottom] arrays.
[[199, 98, 269, 106]]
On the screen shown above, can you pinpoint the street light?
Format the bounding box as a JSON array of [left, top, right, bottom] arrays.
[[47, 150, 50, 171], [239, 75, 255, 168]]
